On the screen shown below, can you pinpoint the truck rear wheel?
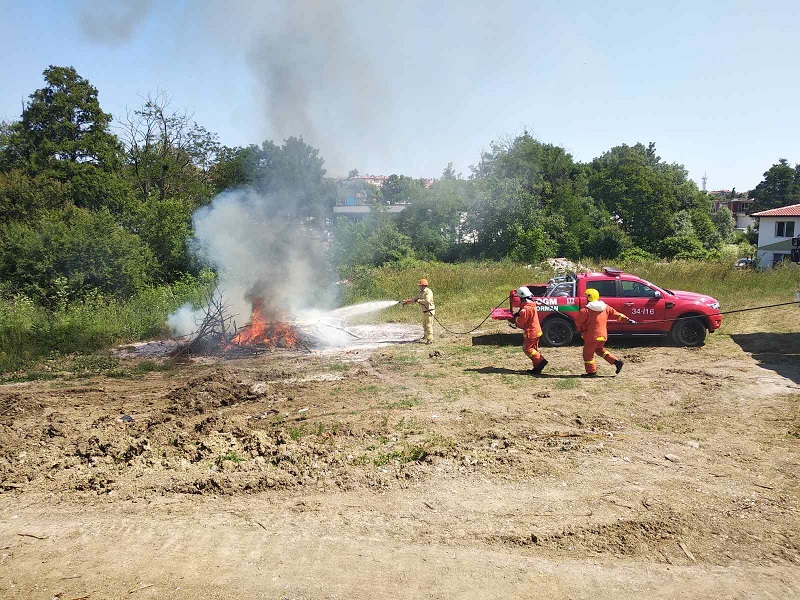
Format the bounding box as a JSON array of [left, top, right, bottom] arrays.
[[542, 317, 574, 347], [670, 317, 707, 347]]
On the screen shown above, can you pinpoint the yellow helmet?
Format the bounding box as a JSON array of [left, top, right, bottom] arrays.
[[418, 278, 429, 286], [585, 288, 600, 302]]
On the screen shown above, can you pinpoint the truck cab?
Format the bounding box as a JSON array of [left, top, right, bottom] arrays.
[[492, 267, 722, 347]]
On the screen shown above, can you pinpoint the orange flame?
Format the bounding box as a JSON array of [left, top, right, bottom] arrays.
[[227, 299, 299, 350]]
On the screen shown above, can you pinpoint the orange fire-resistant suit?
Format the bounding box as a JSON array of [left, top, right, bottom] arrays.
[[514, 301, 545, 368], [575, 302, 631, 374]]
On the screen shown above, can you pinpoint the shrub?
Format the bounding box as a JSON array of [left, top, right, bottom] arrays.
[[0, 206, 155, 305], [618, 247, 657, 264]]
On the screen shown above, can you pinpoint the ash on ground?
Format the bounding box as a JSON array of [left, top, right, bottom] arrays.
[[115, 323, 420, 358]]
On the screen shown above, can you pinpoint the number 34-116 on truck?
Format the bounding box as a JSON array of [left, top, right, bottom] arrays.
[[491, 267, 723, 347]]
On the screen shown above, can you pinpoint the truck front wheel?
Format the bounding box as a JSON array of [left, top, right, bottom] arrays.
[[541, 317, 574, 347], [670, 317, 707, 347]]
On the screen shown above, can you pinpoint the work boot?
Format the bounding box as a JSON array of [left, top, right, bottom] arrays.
[[580, 372, 598, 378], [531, 358, 548, 375], [614, 360, 624, 374]]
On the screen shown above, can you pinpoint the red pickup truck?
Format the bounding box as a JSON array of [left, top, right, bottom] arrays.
[[491, 267, 722, 347]]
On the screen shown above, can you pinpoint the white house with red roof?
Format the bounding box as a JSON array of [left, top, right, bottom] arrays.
[[751, 203, 800, 268]]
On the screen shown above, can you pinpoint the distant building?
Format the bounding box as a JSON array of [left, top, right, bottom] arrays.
[[709, 190, 755, 231], [347, 175, 388, 188], [333, 173, 434, 220], [332, 204, 408, 221], [751, 203, 800, 268]]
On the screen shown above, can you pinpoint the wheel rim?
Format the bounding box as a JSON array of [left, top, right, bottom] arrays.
[[681, 322, 702, 344], [549, 322, 570, 344]]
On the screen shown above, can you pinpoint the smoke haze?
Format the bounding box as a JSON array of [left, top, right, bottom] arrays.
[[78, 0, 385, 172], [79, 0, 153, 45], [168, 187, 327, 337]]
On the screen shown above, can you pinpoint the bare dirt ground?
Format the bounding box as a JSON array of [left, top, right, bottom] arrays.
[[1, 325, 799, 599]]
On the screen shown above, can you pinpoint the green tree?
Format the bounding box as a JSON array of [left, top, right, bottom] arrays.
[[0, 170, 67, 221], [0, 66, 131, 214], [381, 174, 424, 205], [673, 210, 695, 236], [331, 217, 416, 271], [712, 206, 736, 243], [212, 137, 333, 218], [441, 162, 458, 181], [689, 208, 722, 250], [0, 206, 155, 304], [120, 92, 219, 207], [588, 143, 681, 252], [397, 178, 468, 259], [585, 225, 632, 260], [127, 198, 194, 280], [660, 234, 708, 260], [749, 159, 800, 211]]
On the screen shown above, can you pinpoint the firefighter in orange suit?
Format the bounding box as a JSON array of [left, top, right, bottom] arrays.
[[403, 278, 435, 344], [511, 286, 548, 375], [575, 288, 636, 377]]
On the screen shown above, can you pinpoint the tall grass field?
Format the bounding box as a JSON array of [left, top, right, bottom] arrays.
[[340, 260, 800, 334], [0, 272, 214, 374], [1, 260, 798, 374]]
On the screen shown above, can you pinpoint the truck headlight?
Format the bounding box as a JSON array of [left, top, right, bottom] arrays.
[[709, 302, 720, 310]]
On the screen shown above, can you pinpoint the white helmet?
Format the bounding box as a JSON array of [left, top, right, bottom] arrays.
[[517, 286, 533, 300]]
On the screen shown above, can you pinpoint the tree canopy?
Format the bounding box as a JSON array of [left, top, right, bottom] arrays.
[[0, 64, 775, 303], [749, 159, 800, 211]]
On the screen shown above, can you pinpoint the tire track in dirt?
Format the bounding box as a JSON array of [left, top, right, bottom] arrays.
[[1, 491, 798, 600]]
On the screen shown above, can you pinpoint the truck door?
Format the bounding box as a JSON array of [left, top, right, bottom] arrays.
[[618, 279, 666, 330], [585, 278, 625, 333]]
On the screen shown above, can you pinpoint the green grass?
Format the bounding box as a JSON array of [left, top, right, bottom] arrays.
[[340, 261, 550, 323], [3, 259, 796, 376], [0, 271, 214, 374], [386, 398, 421, 409], [369, 443, 430, 466], [214, 451, 245, 467], [327, 361, 350, 372], [554, 378, 579, 390], [341, 259, 800, 335]]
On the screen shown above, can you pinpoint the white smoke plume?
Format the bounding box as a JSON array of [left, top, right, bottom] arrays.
[[168, 187, 327, 338]]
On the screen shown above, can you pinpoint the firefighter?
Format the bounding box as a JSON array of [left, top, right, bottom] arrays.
[[403, 278, 435, 344], [575, 288, 636, 378], [511, 286, 548, 375]]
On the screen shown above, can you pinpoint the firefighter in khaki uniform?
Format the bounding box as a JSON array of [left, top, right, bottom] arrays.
[[403, 279, 435, 344], [575, 288, 636, 377], [511, 286, 548, 375]]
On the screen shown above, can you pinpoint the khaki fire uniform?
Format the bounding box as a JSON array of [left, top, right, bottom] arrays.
[[412, 286, 435, 342], [575, 302, 631, 374]]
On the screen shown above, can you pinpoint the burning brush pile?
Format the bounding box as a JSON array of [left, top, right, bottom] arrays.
[[174, 293, 306, 357]]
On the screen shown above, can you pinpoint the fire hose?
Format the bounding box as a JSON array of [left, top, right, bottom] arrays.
[[423, 298, 800, 336], [634, 300, 800, 325]]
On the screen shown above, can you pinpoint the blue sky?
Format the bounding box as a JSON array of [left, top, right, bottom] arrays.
[[1, 0, 798, 191]]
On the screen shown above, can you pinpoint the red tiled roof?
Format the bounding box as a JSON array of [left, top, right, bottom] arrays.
[[751, 203, 800, 217]]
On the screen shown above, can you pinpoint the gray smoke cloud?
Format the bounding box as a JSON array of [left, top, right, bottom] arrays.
[[79, 0, 153, 45], [78, 0, 384, 172], [243, 0, 385, 172], [168, 187, 328, 337]]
